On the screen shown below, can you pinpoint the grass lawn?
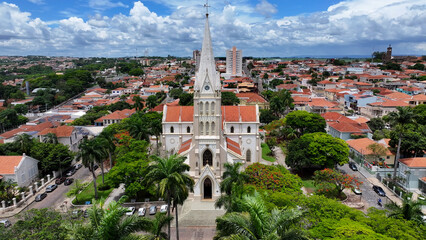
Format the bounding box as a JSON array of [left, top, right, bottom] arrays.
[[73, 174, 113, 205], [261, 143, 276, 162], [302, 179, 317, 190]]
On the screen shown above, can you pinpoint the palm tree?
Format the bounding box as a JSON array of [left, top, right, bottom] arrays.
[[387, 107, 416, 180], [145, 154, 194, 240], [13, 133, 33, 154], [92, 137, 109, 184], [386, 198, 424, 224], [132, 95, 144, 111], [78, 138, 105, 199], [141, 212, 174, 240], [215, 192, 307, 240], [43, 133, 58, 144], [220, 162, 247, 195], [98, 128, 117, 171], [124, 114, 150, 141], [66, 200, 153, 240], [148, 118, 162, 155]]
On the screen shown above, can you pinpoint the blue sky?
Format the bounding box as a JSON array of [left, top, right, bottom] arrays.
[[1, 0, 425, 57]]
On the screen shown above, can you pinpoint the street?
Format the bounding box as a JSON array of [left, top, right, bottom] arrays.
[[28, 166, 91, 210], [338, 163, 387, 210]]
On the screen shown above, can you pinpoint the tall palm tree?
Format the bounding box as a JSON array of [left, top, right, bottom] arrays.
[[141, 212, 174, 240], [215, 192, 307, 240], [78, 138, 105, 199], [13, 133, 33, 154], [43, 132, 58, 144], [148, 118, 162, 155], [98, 128, 117, 171], [220, 162, 247, 195], [145, 154, 194, 240], [386, 198, 424, 225], [92, 137, 109, 184], [387, 107, 416, 180], [124, 114, 150, 141]]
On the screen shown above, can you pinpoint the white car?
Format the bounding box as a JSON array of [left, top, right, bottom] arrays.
[[126, 207, 136, 216], [160, 205, 168, 213], [138, 207, 146, 216]]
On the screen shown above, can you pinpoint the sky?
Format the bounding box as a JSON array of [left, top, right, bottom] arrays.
[[1, 0, 425, 57]]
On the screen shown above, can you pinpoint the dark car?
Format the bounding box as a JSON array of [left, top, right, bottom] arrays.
[[66, 167, 77, 176], [349, 162, 358, 171], [64, 178, 74, 186], [55, 177, 66, 185], [71, 210, 83, 219], [46, 184, 58, 193], [93, 164, 99, 170], [373, 185, 386, 196], [35, 193, 47, 202]]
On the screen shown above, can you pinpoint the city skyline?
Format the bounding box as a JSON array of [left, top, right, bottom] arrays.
[[1, 0, 425, 57]]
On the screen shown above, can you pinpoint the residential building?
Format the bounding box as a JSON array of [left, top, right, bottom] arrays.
[[38, 125, 83, 152], [0, 154, 39, 187], [223, 46, 242, 79], [398, 157, 426, 191], [346, 138, 395, 166], [95, 109, 136, 126]]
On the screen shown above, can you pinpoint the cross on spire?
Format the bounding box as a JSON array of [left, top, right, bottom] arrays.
[[204, 0, 210, 17]]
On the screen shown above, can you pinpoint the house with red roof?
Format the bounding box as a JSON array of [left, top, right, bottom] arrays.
[[0, 122, 55, 143], [38, 125, 82, 152], [322, 112, 372, 140], [346, 138, 394, 166], [307, 98, 340, 114], [236, 93, 269, 110], [95, 109, 136, 126], [361, 98, 409, 118], [0, 154, 39, 187], [398, 157, 426, 191], [317, 80, 337, 90]]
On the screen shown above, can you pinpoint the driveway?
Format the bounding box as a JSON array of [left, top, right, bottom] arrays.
[[28, 166, 91, 210]]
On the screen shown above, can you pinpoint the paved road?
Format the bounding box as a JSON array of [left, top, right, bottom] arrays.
[[28, 166, 91, 210], [338, 163, 386, 210]]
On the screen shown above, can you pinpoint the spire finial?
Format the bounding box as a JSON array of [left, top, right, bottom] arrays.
[[204, 0, 210, 17]]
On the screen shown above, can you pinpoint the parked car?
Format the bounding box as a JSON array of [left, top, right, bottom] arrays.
[[149, 206, 157, 215], [138, 207, 146, 216], [55, 177, 66, 185], [160, 204, 168, 213], [83, 209, 89, 218], [46, 184, 58, 192], [372, 185, 386, 196], [66, 167, 77, 176], [349, 162, 358, 171], [75, 163, 82, 170], [35, 193, 47, 202], [93, 164, 99, 170], [353, 187, 362, 195], [126, 207, 136, 216], [71, 210, 83, 219], [0, 219, 11, 228], [64, 178, 74, 186]]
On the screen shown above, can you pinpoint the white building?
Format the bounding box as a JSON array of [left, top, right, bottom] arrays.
[[222, 46, 242, 79], [162, 14, 261, 200], [0, 154, 39, 187]]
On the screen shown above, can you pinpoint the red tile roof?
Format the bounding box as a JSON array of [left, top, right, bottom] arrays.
[[226, 138, 242, 155], [0, 122, 54, 139], [95, 109, 136, 122], [321, 112, 354, 123], [38, 125, 75, 138], [346, 138, 393, 156], [308, 98, 338, 108], [369, 98, 409, 107], [178, 139, 192, 154], [399, 157, 426, 168], [165, 106, 257, 123], [0, 156, 22, 174], [236, 93, 267, 103]]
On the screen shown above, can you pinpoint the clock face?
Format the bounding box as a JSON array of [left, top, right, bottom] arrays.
[[204, 85, 210, 90]]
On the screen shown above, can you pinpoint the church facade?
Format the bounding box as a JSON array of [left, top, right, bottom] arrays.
[[162, 14, 261, 200]]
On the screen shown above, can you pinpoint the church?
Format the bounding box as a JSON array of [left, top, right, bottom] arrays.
[[161, 13, 261, 200]]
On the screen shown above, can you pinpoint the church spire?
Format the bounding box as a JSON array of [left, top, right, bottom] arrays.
[[195, 6, 220, 92]]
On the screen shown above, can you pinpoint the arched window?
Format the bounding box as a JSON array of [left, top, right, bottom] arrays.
[[230, 126, 234, 133], [170, 126, 174, 133], [211, 122, 215, 135], [200, 102, 204, 115], [200, 122, 204, 135], [206, 121, 210, 135], [247, 126, 251, 133], [246, 149, 251, 162], [203, 149, 213, 166], [211, 102, 215, 115], [205, 102, 210, 115], [187, 126, 190, 133]]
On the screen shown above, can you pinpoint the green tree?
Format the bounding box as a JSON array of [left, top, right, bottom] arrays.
[[30, 142, 73, 175], [13, 133, 34, 154], [367, 117, 385, 132], [386, 198, 425, 225], [78, 138, 105, 199], [142, 212, 174, 240], [42, 132, 58, 144], [413, 104, 426, 125], [123, 112, 150, 141], [128, 68, 144, 76], [0, 179, 20, 204], [314, 168, 362, 199], [66, 179, 87, 203], [132, 95, 144, 111], [14, 104, 28, 115], [215, 192, 307, 240], [286, 132, 349, 170], [146, 154, 194, 240], [169, 88, 184, 99], [178, 93, 193, 106], [283, 110, 326, 137], [270, 90, 294, 117], [270, 78, 284, 89], [98, 127, 117, 170], [0, 108, 20, 129], [146, 95, 158, 109], [387, 107, 416, 179], [367, 143, 388, 162], [259, 109, 279, 124], [221, 91, 240, 106]]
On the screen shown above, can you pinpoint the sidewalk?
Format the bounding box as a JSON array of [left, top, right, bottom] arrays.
[[104, 183, 125, 206]]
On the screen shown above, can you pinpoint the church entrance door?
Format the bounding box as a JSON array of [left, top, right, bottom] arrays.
[[203, 149, 213, 166], [203, 178, 212, 199]]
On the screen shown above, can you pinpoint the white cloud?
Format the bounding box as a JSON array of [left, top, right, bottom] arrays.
[[88, 0, 128, 10], [27, 0, 44, 5], [255, 0, 277, 18], [0, 0, 425, 57]]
